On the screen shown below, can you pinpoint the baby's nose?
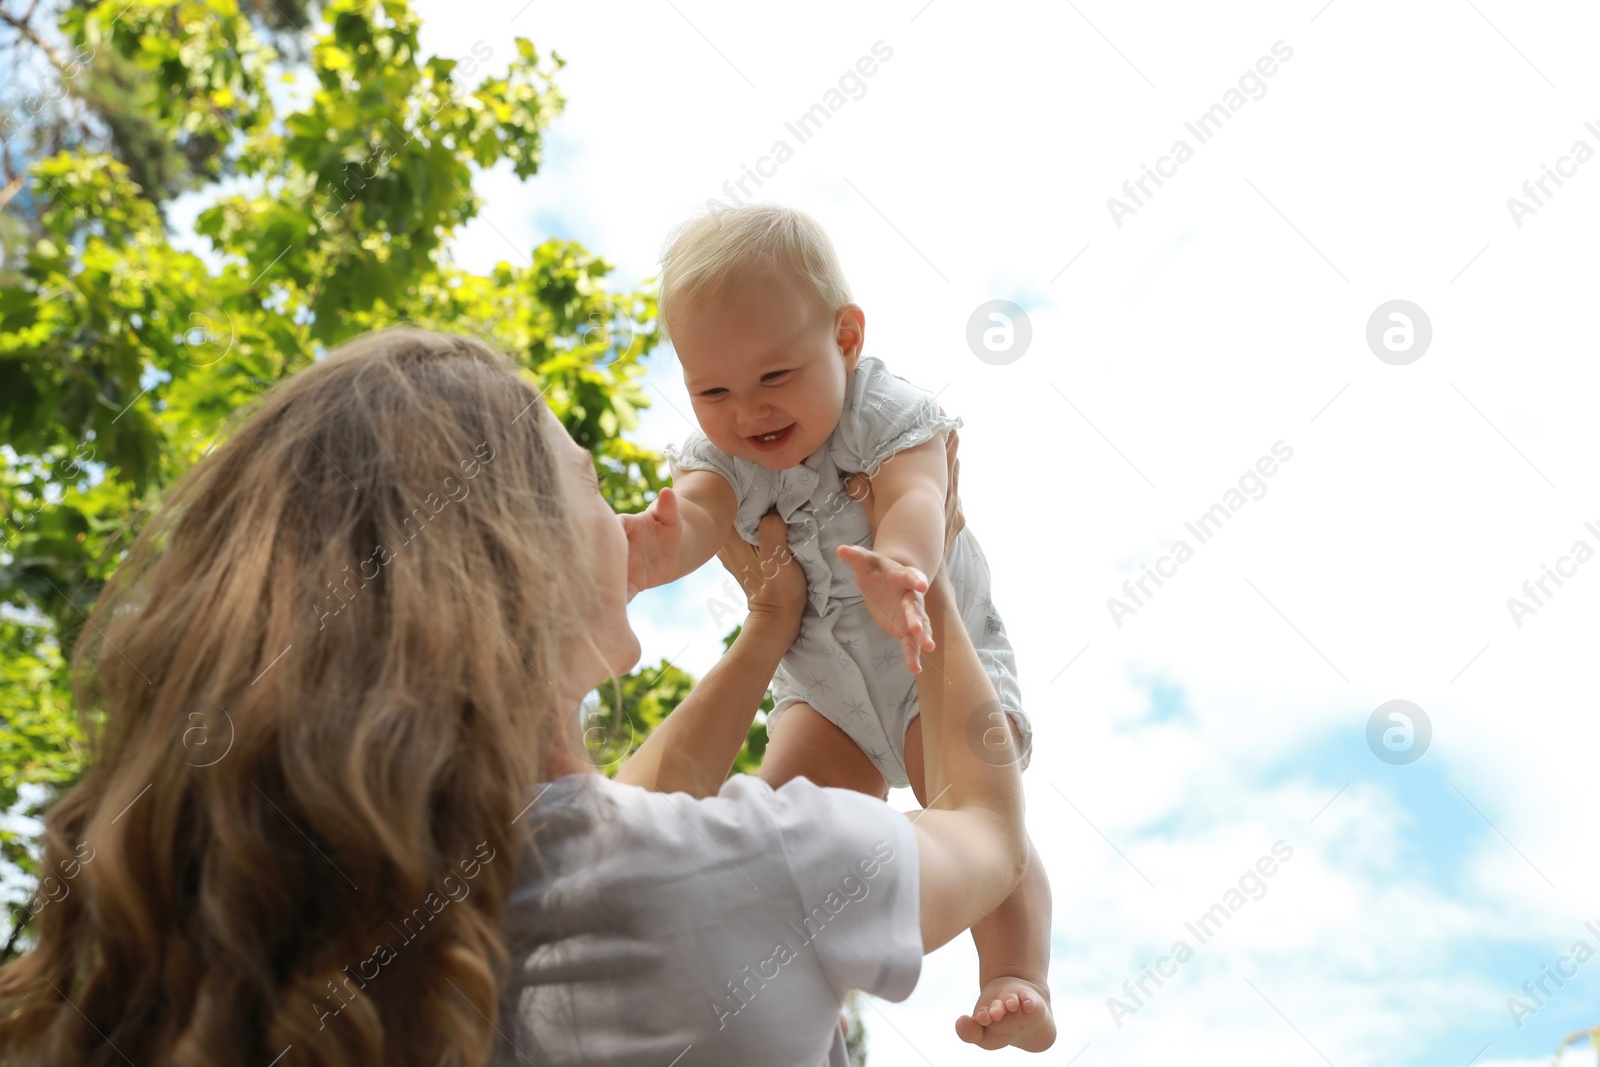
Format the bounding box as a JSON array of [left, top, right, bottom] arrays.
[[736, 400, 773, 426]]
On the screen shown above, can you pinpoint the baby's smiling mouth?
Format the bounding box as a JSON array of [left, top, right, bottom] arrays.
[[746, 424, 795, 451]]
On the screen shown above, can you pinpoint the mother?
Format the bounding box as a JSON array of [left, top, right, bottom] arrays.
[[0, 328, 1027, 1066]]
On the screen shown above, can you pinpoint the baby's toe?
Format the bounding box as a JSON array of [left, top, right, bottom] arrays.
[[954, 1014, 986, 1045]]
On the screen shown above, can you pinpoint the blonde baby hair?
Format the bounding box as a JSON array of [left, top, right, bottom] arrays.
[[658, 203, 852, 341]]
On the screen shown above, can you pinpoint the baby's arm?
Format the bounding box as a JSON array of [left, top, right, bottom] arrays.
[[671, 470, 739, 576], [869, 433, 950, 581], [621, 469, 738, 600], [841, 432, 949, 673]]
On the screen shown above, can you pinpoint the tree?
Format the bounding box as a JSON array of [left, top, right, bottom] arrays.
[[586, 628, 773, 778], [1550, 1026, 1600, 1066], [0, 0, 765, 960]]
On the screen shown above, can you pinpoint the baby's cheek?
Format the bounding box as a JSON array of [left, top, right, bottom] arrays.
[[707, 426, 743, 457]]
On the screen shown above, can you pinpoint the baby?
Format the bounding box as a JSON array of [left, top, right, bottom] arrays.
[[624, 204, 1054, 1052]]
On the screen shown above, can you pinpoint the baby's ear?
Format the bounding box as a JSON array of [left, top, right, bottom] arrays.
[[834, 303, 866, 368]]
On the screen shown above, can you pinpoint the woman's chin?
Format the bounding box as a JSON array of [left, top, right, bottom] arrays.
[[613, 632, 642, 677]]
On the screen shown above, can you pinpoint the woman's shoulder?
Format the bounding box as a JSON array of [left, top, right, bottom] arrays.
[[544, 771, 901, 839], [521, 772, 915, 889], [497, 774, 923, 1065], [513, 772, 923, 993]]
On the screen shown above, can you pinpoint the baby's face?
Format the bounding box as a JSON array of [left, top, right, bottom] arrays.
[[672, 257, 863, 471]]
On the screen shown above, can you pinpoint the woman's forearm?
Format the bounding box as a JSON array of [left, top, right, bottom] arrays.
[[910, 570, 1028, 949], [916, 573, 1024, 826], [613, 616, 791, 798]]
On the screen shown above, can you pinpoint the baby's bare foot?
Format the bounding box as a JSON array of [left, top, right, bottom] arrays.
[[953, 976, 1056, 1052]]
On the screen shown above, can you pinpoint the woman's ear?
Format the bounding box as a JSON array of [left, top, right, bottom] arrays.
[[835, 304, 866, 370]]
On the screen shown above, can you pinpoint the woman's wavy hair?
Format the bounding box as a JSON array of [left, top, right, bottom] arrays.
[[0, 328, 590, 1066]]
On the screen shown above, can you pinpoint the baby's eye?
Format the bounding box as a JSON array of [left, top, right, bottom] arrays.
[[698, 387, 728, 399], [760, 370, 790, 383]]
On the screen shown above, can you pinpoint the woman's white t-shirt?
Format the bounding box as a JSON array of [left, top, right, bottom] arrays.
[[491, 772, 923, 1067]]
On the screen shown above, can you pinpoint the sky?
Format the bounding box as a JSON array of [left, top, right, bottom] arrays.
[[415, 1, 1600, 1063]]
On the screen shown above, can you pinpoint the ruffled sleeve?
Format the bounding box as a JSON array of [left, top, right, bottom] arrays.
[[828, 357, 962, 475], [663, 429, 738, 488]]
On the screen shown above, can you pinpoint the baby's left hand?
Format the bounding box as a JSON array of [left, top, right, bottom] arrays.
[[837, 544, 935, 674]]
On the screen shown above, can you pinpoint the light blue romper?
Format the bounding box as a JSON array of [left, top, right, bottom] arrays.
[[666, 357, 1031, 789]]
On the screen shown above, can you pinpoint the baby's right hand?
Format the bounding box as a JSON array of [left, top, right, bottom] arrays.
[[619, 487, 682, 601]]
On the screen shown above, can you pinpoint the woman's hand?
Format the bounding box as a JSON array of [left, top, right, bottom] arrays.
[[714, 510, 806, 649], [616, 511, 805, 798]]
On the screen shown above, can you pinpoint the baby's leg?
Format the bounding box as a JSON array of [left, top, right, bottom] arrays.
[[904, 717, 1057, 1052], [760, 702, 887, 799]]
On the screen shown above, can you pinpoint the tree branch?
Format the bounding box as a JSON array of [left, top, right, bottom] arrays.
[[0, 172, 25, 213], [0, 6, 76, 81], [1548, 1026, 1598, 1066]]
